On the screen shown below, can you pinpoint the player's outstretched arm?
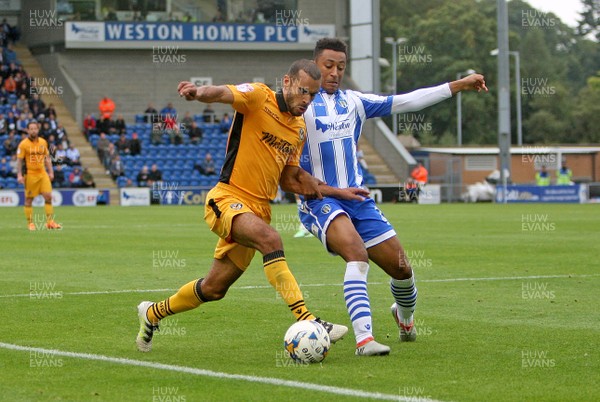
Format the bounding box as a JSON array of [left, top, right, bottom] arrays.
[[280, 166, 368, 201], [449, 73, 488, 94], [178, 81, 234, 104]]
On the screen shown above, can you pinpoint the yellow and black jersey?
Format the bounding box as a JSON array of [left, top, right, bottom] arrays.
[[220, 82, 306, 202], [16, 137, 49, 176]]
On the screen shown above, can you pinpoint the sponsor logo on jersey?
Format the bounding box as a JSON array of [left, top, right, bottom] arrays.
[[299, 128, 305, 141], [321, 204, 331, 214], [235, 83, 254, 93], [261, 132, 296, 155], [315, 118, 351, 133]]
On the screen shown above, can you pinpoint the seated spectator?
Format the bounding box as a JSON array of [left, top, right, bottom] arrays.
[[2, 44, 17, 64], [0, 157, 14, 178], [53, 143, 67, 165], [187, 121, 203, 144], [144, 102, 158, 123], [3, 75, 16, 93], [81, 168, 96, 188], [69, 166, 83, 187], [109, 153, 125, 179], [16, 94, 28, 111], [45, 103, 57, 118], [0, 113, 7, 135], [98, 115, 114, 134], [129, 132, 142, 156], [148, 163, 162, 185], [194, 152, 216, 176], [83, 113, 97, 137], [151, 122, 163, 145], [47, 114, 58, 131], [16, 113, 28, 134], [53, 164, 65, 187], [39, 121, 54, 140], [114, 113, 127, 134], [2, 131, 18, 156], [115, 133, 130, 154], [202, 104, 216, 123], [160, 102, 177, 119], [5, 111, 16, 131], [28, 93, 45, 112], [55, 124, 68, 147], [181, 111, 194, 128], [137, 165, 150, 187], [220, 112, 232, 133], [66, 144, 81, 166], [9, 154, 18, 176], [99, 95, 116, 120]]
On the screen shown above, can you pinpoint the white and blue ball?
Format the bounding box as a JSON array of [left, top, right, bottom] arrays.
[[283, 320, 330, 364]]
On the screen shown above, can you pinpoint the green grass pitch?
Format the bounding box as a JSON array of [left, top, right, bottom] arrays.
[[0, 203, 598, 401]]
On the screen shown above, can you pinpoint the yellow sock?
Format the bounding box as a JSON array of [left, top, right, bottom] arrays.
[[263, 250, 315, 321], [147, 279, 203, 324], [44, 203, 54, 223], [24, 206, 33, 224]]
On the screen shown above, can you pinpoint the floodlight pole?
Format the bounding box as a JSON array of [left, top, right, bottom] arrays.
[[497, 0, 512, 203]]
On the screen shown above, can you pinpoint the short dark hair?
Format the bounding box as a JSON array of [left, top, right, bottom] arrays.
[[27, 120, 40, 129], [287, 59, 321, 81], [313, 38, 348, 60]]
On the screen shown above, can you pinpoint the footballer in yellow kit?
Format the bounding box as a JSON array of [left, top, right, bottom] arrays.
[[16, 121, 62, 230]]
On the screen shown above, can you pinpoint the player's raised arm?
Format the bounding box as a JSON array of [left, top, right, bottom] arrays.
[[178, 81, 234, 104]]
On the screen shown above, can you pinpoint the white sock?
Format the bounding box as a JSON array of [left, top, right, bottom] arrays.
[[343, 261, 373, 345], [391, 274, 417, 326]]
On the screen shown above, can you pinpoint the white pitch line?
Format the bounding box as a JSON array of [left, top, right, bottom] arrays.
[[1, 274, 598, 299], [0, 342, 442, 402]]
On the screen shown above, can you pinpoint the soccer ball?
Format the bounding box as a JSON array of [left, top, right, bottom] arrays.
[[283, 320, 330, 364]]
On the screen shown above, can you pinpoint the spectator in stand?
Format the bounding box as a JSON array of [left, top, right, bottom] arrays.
[[202, 104, 216, 123], [116, 133, 130, 154], [110, 153, 125, 179], [16, 113, 28, 134], [144, 102, 158, 123], [194, 152, 216, 176], [104, 142, 117, 171], [0, 157, 14, 178], [96, 132, 110, 164], [124, 178, 135, 187], [53, 143, 67, 165], [8, 102, 20, 118], [8, 154, 18, 177], [2, 44, 17, 64], [148, 163, 162, 184], [28, 93, 45, 112], [66, 144, 81, 166], [219, 112, 232, 133], [55, 124, 68, 147], [83, 113, 97, 137], [99, 95, 116, 120], [137, 165, 150, 187], [39, 121, 54, 140], [187, 121, 203, 144], [69, 166, 83, 187], [16, 94, 28, 111], [129, 132, 142, 156], [98, 114, 114, 134], [81, 168, 96, 188], [3, 74, 16, 93], [114, 113, 127, 134], [47, 114, 58, 131], [166, 115, 183, 145], [15, 81, 29, 99], [53, 164, 65, 187], [3, 130, 18, 155], [181, 111, 194, 128], [46, 134, 57, 149], [160, 102, 177, 118], [151, 122, 163, 145], [5, 111, 16, 131], [0, 113, 7, 135], [45, 103, 57, 118]]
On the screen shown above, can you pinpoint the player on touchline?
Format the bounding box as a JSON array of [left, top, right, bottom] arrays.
[[136, 59, 368, 353], [16, 120, 62, 231], [299, 38, 488, 355]]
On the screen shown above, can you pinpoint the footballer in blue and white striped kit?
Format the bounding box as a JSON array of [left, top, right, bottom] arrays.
[[299, 38, 488, 356]]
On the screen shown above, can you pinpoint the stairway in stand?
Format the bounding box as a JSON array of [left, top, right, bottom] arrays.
[[358, 137, 400, 185], [14, 43, 119, 205]]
